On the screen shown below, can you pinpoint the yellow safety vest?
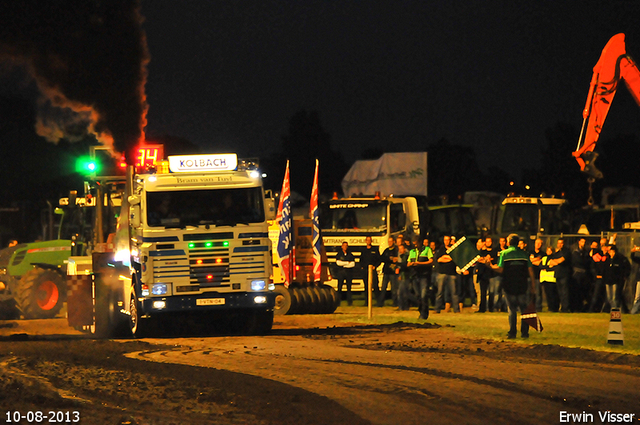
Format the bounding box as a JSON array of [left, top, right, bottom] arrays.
[[539, 256, 556, 283]]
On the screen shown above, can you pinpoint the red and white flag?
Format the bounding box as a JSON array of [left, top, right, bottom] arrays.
[[310, 159, 322, 282], [276, 161, 292, 287]]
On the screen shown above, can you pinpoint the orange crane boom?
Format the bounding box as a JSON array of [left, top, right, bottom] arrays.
[[573, 33, 640, 180]]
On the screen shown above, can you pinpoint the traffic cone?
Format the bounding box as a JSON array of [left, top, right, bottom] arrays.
[[607, 308, 624, 345]]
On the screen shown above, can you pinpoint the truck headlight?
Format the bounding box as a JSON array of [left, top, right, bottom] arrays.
[[152, 283, 168, 295], [254, 296, 267, 304], [153, 300, 166, 309], [251, 279, 266, 291]]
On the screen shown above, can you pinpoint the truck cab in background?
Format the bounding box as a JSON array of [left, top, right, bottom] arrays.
[[319, 193, 478, 293], [497, 195, 573, 242], [320, 194, 419, 292]]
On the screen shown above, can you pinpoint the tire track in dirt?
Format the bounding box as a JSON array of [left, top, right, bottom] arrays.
[[130, 333, 640, 425]]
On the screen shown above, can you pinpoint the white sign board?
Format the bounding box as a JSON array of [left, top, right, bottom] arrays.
[[168, 154, 238, 173], [341, 152, 427, 197]]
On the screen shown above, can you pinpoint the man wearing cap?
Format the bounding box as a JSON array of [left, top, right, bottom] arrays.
[[496, 234, 536, 339]]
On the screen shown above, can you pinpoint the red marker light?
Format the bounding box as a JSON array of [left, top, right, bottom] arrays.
[[216, 258, 222, 263], [206, 274, 213, 280], [196, 259, 203, 265]]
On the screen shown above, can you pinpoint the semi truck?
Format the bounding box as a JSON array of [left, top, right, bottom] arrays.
[[84, 153, 277, 337]]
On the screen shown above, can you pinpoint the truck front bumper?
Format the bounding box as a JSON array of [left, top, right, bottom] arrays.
[[140, 291, 276, 315]]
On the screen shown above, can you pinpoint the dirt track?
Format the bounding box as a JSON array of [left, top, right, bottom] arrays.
[[1, 312, 639, 425]]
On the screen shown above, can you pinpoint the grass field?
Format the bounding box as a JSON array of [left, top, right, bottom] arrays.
[[332, 304, 640, 355]]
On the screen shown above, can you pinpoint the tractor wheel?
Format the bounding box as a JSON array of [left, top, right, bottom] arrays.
[[323, 285, 339, 313], [304, 286, 321, 314], [15, 268, 66, 319], [313, 286, 330, 314], [297, 287, 313, 314], [290, 288, 304, 314], [287, 286, 299, 314], [273, 285, 292, 315]]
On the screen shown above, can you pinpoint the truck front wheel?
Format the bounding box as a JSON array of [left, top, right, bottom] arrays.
[[15, 268, 66, 319], [129, 288, 155, 338]]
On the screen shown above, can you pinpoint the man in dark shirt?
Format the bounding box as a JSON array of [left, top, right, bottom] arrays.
[[473, 238, 490, 313], [603, 245, 630, 310], [335, 241, 356, 306], [589, 238, 609, 312], [549, 238, 571, 313], [360, 236, 381, 307], [380, 237, 399, 307], [529, 238, 545, 312], [434, 235, 459, 313], [496, 234, 535, 339], [571, 237, 591, 312]]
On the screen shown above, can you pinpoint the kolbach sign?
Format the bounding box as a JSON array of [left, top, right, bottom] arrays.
[[168, 154, 238, 173]]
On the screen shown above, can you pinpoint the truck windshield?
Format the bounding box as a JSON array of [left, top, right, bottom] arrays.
[[501, 204, 538, 233], [319, 202, 387, 232], [428, 206, 477, 239], [502, 203, 570, 234], [146, 187, 264, 228]]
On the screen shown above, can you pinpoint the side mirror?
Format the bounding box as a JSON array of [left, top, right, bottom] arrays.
[[264, 197, 276, 221], [130, 204, 141, 228], [128, 195, 141, 206]]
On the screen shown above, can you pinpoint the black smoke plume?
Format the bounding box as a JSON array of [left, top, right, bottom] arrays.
[[0, 0, 149, 163]]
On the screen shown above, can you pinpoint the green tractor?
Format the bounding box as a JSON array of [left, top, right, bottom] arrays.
[[0, 188, 118, 320]]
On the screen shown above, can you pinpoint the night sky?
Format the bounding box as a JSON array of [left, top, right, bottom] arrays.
[[140, 0, 640, 178], [1, 1, 640, 181]]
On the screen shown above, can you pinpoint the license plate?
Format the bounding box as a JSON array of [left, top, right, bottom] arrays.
[[196, 298, 225, 306]]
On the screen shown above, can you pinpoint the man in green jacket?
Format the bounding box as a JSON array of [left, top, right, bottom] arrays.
[[496, 234, 536, 339]]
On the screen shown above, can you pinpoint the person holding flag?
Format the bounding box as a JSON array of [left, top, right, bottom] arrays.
[[276, 160, 292, 286]]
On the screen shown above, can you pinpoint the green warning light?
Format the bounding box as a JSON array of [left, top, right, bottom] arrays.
[[188, 243, 195, 249], [223, 241, 229, 247], [205, 242, 213, 248]]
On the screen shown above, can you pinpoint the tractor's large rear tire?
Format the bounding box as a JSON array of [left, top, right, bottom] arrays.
[[15, 268, 66, 319]]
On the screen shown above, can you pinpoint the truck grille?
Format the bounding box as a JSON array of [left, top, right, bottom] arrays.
[[189, 254, 230, 286]]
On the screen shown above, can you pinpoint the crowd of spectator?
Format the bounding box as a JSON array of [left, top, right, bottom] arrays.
[[335, 232, 640, 316]]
